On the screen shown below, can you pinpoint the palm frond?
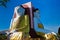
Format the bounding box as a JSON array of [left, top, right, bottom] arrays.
[[2, 0, 9, 2], [0, 0, 9, 7], [0, 1, 6, 7]]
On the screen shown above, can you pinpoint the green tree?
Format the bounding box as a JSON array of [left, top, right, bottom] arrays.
[[57, 27, 60, 39], [0, 0, 9, 7], [0, 33, 7, 40], [58, 27, 60, 35]]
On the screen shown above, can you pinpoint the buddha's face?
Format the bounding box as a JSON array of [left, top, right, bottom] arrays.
[[17, 6, 25, 16], [13, 6, 25, 22]]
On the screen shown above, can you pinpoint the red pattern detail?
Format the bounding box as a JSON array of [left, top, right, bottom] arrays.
[[14, 13, 16, 18]]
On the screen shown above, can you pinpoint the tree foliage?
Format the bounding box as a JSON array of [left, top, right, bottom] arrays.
[[0, 33, 7, 40], [0, 0, 9, 7]]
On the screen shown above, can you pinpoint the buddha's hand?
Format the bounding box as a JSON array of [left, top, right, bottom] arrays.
[[45, 32, 57, 40]]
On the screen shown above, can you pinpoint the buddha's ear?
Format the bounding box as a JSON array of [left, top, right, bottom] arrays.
[[20, 5, 24, 8], [33, 8, 39, 12]]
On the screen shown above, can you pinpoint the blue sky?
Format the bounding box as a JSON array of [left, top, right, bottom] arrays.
[[0, 0, 60, 33]]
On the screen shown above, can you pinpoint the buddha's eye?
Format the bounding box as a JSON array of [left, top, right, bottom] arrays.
[[17, 6, 25, 16]]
